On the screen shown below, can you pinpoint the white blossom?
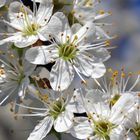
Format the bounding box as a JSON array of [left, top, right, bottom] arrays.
[[0, 0, 62, 48], [70, 89, 135, 140], [73, 0, 112, 39], [16, 85, 76, 140], [0, 50, 36, 106], [25, 13, 110, 91], [121, 95, 140, 140]]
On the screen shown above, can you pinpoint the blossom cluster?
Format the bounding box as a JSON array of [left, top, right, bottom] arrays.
[[0, 0, 139, 140]]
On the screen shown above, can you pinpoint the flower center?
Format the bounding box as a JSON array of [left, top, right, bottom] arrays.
[[19, 6, 40, 36], [58, 43, 78, 61], [94, 120, 116, 140], [23, 23, 39, 36], [49, 100, 65, 119], [0, 68, 5, 76]]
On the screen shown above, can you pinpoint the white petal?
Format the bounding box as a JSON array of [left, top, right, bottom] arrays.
[[126, 132, 137, 140], [14, 35, 38, 48], [36, 0, 53, 26], [110, 127, 125, 140], [18, 77, 30, 98], [0, 33, 22, 45], [74, 6, 96, 24], [66, 89, 86, 113], [23, 59, 36, 76], [27, 116, 54, 140], [8, 1, 33, 30], [91, 63, 106, 78], [38, 68, 50, 79], [90, 102, 110, 118], [55, 12, 72, 44], [25, 45, 57, 64], [111, 93, 135, 124], [39, 12, 65, 40], [0, 85, 18, 106], [70, 120, 93, 139], [71, 23, 82, 34], [27, 84, 39, 99], [50, 59, 74, 91], [31, 0, 43, 2], [91, 47, 111, 62], [75, 53, 94, 77], [95, 26, 111, 39], [85, 89, 104, 103], [75, 22, 95, 44], [54, 111, 74, 132]]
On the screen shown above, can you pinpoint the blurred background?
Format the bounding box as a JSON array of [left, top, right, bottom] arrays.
[[0, 0, 140, 139]]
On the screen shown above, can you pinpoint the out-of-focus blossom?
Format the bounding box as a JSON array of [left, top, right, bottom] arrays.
[[0, 49, 36, 106], [73, 0, 112, 39]]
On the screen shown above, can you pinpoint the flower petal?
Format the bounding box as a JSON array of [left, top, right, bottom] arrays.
[[54, 111, 74, 132], [95, 26, 112, 39], [85, 89, 104, 103], [71, 23, 82, 34], [70, 119, 93, 139], [36, 0, 53, 26], [67, 89, 86, 113], [0, 85, 18, 106], [18, 77, 30, 98], [90, 47, 111, 62], [39, 12, 65, 40], [25, 45, 57, 64], [50, 59, 74, 91], [111, 93, 135, 124], [75, 22, 95, 45], [56, 12, 72, 44], [0, 33, 22, 45], [74, 52, 94, 77], [27, 116, 54, 140], [91, 63, 106, 78], [23, 59, 36, 76], [14, 35, 39, 48], [74, 6, 96, 24], [8, 1, 33, 30]]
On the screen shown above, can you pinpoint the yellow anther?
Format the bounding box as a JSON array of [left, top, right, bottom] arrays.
[[108, 68, 113, 73], [0, 68, 5, 76], [10, 54, 15, 58], [108, 11, 112, 15], [113, 70, 118, 77], [81, 80, 87, 85], [128, 72, 133, 77], [39, 94, 49, 102], [105, 40, 110, 46], [0, 50, 3, 54], [121, 72, 125, 78], [87, 113, 92, 120], [99, 10, 105, 15]]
